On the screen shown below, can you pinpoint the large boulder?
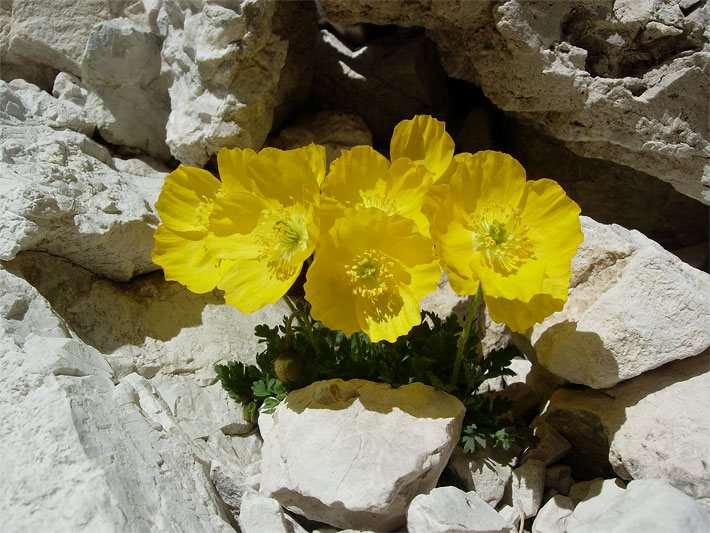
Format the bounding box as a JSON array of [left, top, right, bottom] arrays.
[[259, 379, 465, 531], [81, 18, 171, 160], [567, 479, 709, 533], [160, 0, 317, 165], [6, 250, 288, 380], [2, 0, 131, 83], [0, 264, 237, 532], [542, 353, 710, 509], [0, 80, 165, 281], [318, 0, 710, 204], [529, 216, 710, 389]]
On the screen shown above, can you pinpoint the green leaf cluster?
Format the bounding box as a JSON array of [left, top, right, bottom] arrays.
[[215, 304, 536, 454]]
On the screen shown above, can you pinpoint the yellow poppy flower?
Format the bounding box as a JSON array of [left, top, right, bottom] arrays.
[[304, 207, 440, 342], [427, 151, 583, 333], [390, 114, 455, 182], [208, 144, 326, 314], [321, 146, 432, 235], [152, 164, 233, 293]]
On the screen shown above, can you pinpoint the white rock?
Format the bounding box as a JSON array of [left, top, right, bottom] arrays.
[[7, 78, 94, 136], [0, 80, 165, 281], [260, 379, 465, 531], [238, 491, 308, 533], [568, 478, 626, 514], [318, 1, 710, 203], [152, 375, 251, 439], [508, 459, 546, 519], [531, 495, 574, 533], [5, 0, 129, 76], [160, 0, 315, 165], [543, 352, 710, 509], [208, 431, 262, 520], [449, 446, 514, 507], [0, 265, 236, 532], [531, 217, 710, 388], [567, 479, 709, 533], [407, 486, 511, 533], [81, 18, 171, 159], [7, 250, 288, 379]]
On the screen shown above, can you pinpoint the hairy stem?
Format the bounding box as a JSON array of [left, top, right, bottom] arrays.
[[283, 295, 320, 357], [450, 286, 483, 387]]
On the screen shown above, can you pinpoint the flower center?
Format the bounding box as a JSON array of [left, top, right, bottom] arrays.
[[470, 204, 534, 275], [194, 201, 215, 232], [257, 208, 310, 281], [346, 249, 395, 298], [359, 192, 397, 216]]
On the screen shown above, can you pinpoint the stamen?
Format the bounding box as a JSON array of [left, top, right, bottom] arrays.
[[469, 204, 534, 275], [346, 249, 395, 298], [256, 207, 309, 281]]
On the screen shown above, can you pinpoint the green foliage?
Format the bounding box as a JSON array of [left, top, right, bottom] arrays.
[[215, 302, 536, 453]]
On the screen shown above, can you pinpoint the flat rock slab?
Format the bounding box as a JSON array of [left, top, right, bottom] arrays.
[[259, 379, 465, 531]]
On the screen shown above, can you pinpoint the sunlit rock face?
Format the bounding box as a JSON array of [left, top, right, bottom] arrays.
[[1, 0, 709, 530]]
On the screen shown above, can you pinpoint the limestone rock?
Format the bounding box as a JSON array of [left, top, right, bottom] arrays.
[[524, 423, 571, 467], [507, 459, 546, 519], [81, 18, 171, 160], [160, 0, 316, 165], [530, 217, 710, 388], [568, 478, 626, 516], [6, 251, 288, 379], [531, 495, 574, 533], [318, 0, 710, 203], [268, 111, 372, 165], [543, 353, 710, 509], [448, 446, 514, 507], [407, 486, 511, 533], [7, 78, 94, 136], [0, 265, 236, 532], [238, 491, 308, 533], [312, 28, 450, 145], [151, 375, 251, 439], [567, 479, 709, 533], [4, 0, 130, 78], [260, 379, 465, 531], [208, 431, 262, 521], [0, 80, 165, 281]]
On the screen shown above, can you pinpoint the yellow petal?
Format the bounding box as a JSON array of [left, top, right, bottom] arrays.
[[390, 115, 454, 181], [484, 291, 567, 333], [219, 258, 302, 314], [217, 147, 257, 193], [304, 251, 361, 335], [522, 179, 583, 278], [305, 208, 439, 342], [155, 165, 221, 233], [449, 151, 527, 214], [152, 225, 231, 293], [323, 146, 391, 207], [355, 286, 422, 343], [246, 145, 325, 207]]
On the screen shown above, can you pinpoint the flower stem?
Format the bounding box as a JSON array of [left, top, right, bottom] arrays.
[[450, 286, 483, 388], [283, 295, 320, 357]]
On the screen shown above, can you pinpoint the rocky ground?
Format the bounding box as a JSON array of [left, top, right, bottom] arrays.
[[0, 1, 708, 532]]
